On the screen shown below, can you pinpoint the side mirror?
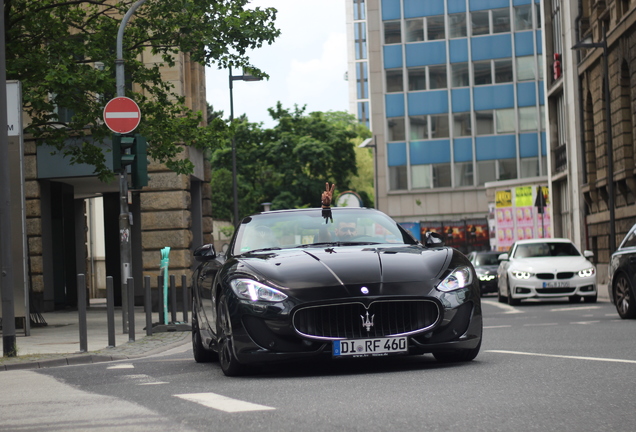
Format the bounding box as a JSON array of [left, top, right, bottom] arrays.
[[583, 250, 594, 259], [194, 243, 217, 262], [498, 253, 509, 261], [424, 231, 444, 248]]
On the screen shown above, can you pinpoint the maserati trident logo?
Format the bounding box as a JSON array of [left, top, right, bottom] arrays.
[[361, 311, 375, 332]]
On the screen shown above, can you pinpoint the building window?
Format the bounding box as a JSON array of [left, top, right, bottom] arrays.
[[452, 62, 469, 87], [453, 113, 472, 136], [408, 65, 447, 90], [477, 160, 497, 184], [514, 5, 533, 31], [406, 19, 424, 42], [386, 69, 403, 92], [384, 21, 401, 44], [496, 108, 516, 134], [519, 107, 538, 131], [498, 158, 517, 180], [412, 164, 451, 188], [520, 157, 539, 178], [356, 62, 368, 98], [353, 0, 365, 21], [449, 13, 467, 38], [389, 165, 408, 190], [475, 111, 494, 135], [409, 115, 428, 140], [430, 114, 450, 138], [472, 8, 510, 36], [388, 117, 406, 141], [427, 15, 445, 40], [494, 59, 513, 83], [355, 22, 367, 60], [455, 161, 474, 186], [474, 61, 492, 85], [516, 56, 536, 81]]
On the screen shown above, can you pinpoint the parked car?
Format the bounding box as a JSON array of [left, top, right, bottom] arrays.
[[497, 238, 597, 305], [191, 207, 483, 376], [608, 224, 636, 319], [467, 251, 502, 296]]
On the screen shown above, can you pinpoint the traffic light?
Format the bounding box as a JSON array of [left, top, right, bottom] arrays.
[[131, 134, 149, 189], [111, 133, 149, 189]]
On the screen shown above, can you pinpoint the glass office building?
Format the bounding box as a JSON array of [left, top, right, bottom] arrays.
[[346, 0, 547, 250]]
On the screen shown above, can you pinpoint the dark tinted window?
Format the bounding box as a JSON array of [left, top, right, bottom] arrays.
[[475, 253, 500, 266], [514, 242, 580, 258]]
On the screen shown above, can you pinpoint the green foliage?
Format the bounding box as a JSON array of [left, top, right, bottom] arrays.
[[209, 104, 370, 223], [6, 0, 280, 182]]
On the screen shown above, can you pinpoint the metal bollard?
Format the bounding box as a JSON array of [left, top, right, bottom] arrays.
[[106, 276, 116, 347], [158, 275, 165, 325], [127, 277, 135, 342], [144, 275, 152, 336], [170, 274, 177, 324], [181, 274, 189, 323], [77, 274, 87, 353]]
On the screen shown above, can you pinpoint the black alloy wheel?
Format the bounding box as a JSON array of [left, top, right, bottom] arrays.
[[192, 306, 218, 363], [217, 295, 248, 376], [614, 274, 636, 319], [497, 282, 506, 303]]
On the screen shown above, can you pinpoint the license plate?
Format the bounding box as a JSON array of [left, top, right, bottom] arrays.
[[333, 337, 408, 357], [542, 281, 570, 288]]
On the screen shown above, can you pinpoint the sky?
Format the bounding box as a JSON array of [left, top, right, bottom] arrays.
[[205, 0, 349, 128]]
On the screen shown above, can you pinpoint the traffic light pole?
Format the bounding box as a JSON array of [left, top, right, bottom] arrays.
[[115, 0, 147, 332]]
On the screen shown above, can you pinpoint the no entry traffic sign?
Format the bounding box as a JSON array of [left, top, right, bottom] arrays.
[[103, 97, 141, 134]]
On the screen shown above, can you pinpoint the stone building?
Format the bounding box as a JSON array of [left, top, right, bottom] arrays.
[[23, 50, 212, 315], [543, 0, 636, 282]]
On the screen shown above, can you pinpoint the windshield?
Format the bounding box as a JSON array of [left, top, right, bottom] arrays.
[[475, 253, 500, 266], [232, 208, 417, 255], [513, 242, 581, 258]]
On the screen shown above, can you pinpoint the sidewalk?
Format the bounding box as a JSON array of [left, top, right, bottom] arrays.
[[0, 299, 191, 372]]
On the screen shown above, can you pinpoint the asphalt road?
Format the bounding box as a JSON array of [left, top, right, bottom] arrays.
[[2, 298, 634, 432]]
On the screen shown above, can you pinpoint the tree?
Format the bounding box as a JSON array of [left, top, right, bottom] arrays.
[[209, 104, 370, 223], [5, 0, 280, 181]]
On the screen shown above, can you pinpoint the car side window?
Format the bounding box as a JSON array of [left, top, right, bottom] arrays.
[[621, 228, 636, 249]]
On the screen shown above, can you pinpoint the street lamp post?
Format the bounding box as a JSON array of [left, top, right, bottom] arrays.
[[228, 67, 262, 227], [359, 136, 378, 209], [572, 24, 615, 254]]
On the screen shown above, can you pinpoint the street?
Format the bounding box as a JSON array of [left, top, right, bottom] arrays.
[[1, 298, 634, 431]]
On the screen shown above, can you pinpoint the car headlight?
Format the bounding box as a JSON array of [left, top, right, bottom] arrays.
[[478, 274, 496, 281], [230, 279, 288, 302], [437, 266, 473, 292], [512, 270, 534, 279], [578, 267, 595, 278]]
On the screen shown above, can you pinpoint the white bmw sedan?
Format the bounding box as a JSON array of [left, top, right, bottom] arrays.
[[497, 238, 597, 305]]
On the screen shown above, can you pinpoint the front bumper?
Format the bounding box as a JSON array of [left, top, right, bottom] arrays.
[[508, 275, 597, 299]]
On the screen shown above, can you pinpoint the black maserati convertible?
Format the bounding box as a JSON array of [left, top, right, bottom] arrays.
[[191, 207, 482, 376]]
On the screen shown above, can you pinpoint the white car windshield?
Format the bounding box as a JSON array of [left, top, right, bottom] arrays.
[[232, 208, 417, 254], [513, 242, 580, 258]]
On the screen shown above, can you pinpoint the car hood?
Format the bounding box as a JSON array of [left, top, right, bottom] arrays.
[[236, 245, 452, 301], [509, 256, 594, 272]]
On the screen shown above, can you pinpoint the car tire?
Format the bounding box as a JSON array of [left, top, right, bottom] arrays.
[[613, 274, 636, 319], [217, 295, 248, 376], [507, 284, 520, 306], [433, 338, 481, 363], [192, 307, 218, 363], [583, 295, 597, 303], [568, 295, 580, 303], [497, 285, 506, 303]]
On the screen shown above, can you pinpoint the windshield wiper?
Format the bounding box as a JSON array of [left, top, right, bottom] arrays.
[[245, 247, 282, 253]]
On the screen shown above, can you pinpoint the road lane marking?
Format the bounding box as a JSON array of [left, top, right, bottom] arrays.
[[570, 321, 600, 325], [175, 392, 275, 413], [486, 350, 636, 364], [482, 300, 524, 314], [107, 363, 134, 369], [484, 325, 512, 329], [550, 306, 602, 312], [523, 323, 558, 326]]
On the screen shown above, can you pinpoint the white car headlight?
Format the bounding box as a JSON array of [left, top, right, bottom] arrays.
[[578, 267, 595, 278], [512, 270, 534, 279], [230, 279, 288, 302], [437, 266, 473, 292]]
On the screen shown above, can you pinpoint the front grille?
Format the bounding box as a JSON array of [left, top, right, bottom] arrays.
[[536, 273, 554, 280], [536, 287, 575, 294], [557, 272, 574, 279], [292, 300, 440, 340]]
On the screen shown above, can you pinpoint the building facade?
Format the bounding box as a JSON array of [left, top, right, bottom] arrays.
[[346, 0, 548, 253]]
